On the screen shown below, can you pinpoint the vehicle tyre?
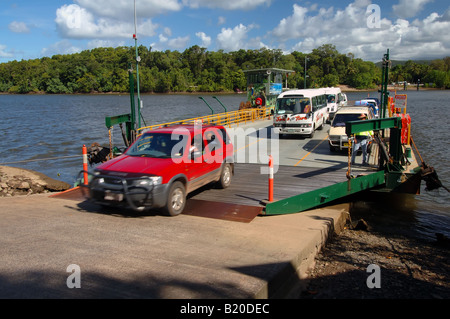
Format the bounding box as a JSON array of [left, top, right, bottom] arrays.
[[318, 118, 324, 130], [217, 163, 232, 189], [309, 126, 315, 138], [164, 181, 186, 216]]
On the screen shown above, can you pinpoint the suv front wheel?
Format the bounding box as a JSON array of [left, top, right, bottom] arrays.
[[217, 163, 232, 189], [164, 181, 186, 216]]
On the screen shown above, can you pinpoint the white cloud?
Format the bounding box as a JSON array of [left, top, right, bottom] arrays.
[[74, 0, 182, 19], [272, 2, 374, 42], [41, 40, 81, 57], [45, 0, 450, 61], [217, 24, 257, 51], [218, 16, 226, 26], [196, 32, 211, 47], [272, 1, 450, 61], [163, 27, 172, 37], [168, 36, 190, 49], [0, 44, 14, 58], [152, 34, 190, 51], [87, 39, 126, 49], [393, 0, 434, 19], [8, 21, 30, 33], [272, 5, 312, 41], [159, 34, 168, 43], [185, 0, 271, 10], [55, 4, 158, 39], [439, 8, 450, 21]]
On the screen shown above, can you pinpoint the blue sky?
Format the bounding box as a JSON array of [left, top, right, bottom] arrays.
[[1, 0, 449, 63]]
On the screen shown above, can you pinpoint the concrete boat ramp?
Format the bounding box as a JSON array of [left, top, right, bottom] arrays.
[[0, 192, 349, 298], [0, 120, 359, 298]]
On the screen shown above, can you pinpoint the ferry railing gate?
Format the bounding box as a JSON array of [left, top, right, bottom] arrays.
[[198, 97, 214, 115]]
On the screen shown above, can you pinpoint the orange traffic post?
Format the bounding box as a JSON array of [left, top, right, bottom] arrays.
[[268, 155, 274, 202], [82, 144, 88, 185]]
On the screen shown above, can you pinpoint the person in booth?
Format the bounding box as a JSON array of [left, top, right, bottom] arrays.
[[351, 113, 373, 165], [303, 102, 311, 114]]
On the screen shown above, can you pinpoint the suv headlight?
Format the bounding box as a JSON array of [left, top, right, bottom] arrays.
[[128, 176, 162, 187], [148, 176, 162, 185]]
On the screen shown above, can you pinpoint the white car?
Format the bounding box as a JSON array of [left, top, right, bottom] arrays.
[[328, 106, 374, 152]]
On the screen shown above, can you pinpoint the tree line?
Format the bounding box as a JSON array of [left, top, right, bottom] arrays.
[[0, 44, 448, 94]]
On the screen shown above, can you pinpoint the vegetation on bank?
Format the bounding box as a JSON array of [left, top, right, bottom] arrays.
[[0, 44, 448, 94]]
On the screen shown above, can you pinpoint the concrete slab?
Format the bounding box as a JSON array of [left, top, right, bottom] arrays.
[[0, 193, 349, 299]]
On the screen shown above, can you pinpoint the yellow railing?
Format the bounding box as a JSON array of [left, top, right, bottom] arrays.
[[137, 106, 274, 134]]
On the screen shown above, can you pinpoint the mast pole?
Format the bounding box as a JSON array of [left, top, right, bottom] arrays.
[[134, 0, 142, 129]]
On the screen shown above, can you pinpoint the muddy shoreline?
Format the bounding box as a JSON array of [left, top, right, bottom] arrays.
[[0, 166, 71, 197], [299, 215, 450, 299]]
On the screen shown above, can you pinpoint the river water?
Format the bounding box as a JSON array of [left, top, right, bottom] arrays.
[[1, 90, 449, 240]]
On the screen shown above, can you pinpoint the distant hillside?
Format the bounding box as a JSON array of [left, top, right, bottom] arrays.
[[0, 44, 447, 93]]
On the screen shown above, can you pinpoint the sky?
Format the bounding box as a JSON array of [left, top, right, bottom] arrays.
[[1, 0, 449, 63]]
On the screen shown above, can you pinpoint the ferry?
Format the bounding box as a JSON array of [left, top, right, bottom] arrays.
[[79, 49, 447, 216]]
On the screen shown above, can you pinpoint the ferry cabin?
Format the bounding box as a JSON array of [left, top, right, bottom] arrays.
[[273, 89, 329, 138], [243, 68, 294, 109]]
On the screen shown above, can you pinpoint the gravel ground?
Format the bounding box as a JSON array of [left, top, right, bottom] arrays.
[[299, 218, 450, 299]]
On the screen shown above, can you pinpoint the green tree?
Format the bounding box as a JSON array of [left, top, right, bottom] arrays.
[[424, 70, 449, 88], [2, 44, 447, 94], [77, 73, 99, 93]]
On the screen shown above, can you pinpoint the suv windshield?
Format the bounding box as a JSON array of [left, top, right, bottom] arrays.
[[276, 97, 311, 114], [332, 113, 366, 127], [126, 133, 186, 158]]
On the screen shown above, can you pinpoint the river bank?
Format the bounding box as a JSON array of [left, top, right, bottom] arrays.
[[300, 213, 450, 299], [1, 85, 442, 96], [0, 166, 71, 197]]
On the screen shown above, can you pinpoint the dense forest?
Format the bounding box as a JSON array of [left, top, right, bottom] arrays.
[[0, 44, 448, 94]]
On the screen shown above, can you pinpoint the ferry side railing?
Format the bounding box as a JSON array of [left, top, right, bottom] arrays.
[[136, 107, 273, 135]]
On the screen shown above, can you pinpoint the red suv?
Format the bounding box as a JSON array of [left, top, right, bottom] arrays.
[[83, 124, 234, 216]]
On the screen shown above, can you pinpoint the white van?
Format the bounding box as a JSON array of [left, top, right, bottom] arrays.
[[323, 87, 347, 122], [273, 89, 329, 138]]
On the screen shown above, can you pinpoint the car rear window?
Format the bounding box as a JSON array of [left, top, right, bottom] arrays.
[[332, 113, 366, 127]]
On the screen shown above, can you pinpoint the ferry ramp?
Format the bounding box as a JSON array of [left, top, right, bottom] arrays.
[[0, 118, 374, 299], [54, 119, 375, 221], [52, 118, 378, 221], [186, 119, 380, 219]]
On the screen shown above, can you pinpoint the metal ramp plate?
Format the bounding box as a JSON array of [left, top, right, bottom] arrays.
[[49, 186, 84, 201], [182, 199, 263, 223], [50, 187, 262, 222]]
